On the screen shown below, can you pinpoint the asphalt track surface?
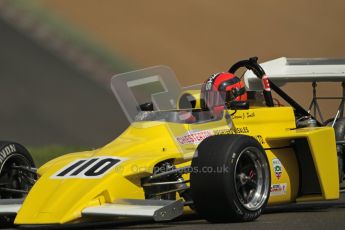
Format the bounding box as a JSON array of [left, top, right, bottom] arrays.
[[1, 193, 344, 230]]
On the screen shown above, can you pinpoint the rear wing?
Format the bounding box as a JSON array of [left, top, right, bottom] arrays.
[[244, 57, 345, 91]]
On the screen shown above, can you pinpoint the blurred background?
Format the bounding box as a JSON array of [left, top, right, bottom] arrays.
[[0, 0, 345, 162]]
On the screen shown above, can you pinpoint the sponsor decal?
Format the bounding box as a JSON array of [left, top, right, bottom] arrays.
[[213, 129, 233, 135], [214, 127, 250, 135], [176, 130, 213, 145], [235, 126, 250, 134], [176, 127, 251, 145], [262, 75, 271, 91], [270, 183, 287, 196], [272, 158, 283, 179], [205, 73, 220, 91], [51, 156, 124, 179], [255, 135, 265, 144], [0, 144, 16, 165]]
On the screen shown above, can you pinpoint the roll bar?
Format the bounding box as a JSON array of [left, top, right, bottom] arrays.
[[228, 57, 274, 107], [229, 57, 319, 124]]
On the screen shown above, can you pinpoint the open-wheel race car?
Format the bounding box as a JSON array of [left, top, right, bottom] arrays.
[[1, 57, 345, 226]]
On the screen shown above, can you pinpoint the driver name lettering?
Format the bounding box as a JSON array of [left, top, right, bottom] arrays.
[[232, 112, 256, 120]]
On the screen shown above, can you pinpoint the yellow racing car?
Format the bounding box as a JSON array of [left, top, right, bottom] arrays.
[[0, 57, 344, 226]]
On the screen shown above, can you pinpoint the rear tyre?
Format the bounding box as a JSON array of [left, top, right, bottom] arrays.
[[191, 135, 270, 222]]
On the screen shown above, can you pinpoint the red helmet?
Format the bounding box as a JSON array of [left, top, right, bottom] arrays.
[[201, 72, 247, 109]]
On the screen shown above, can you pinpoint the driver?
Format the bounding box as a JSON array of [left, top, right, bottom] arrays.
[[201, 72, 247, 113], [179, 72, 247, 123]]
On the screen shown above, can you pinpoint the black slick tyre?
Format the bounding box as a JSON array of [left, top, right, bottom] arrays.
[[0, 141, 35, 199], [191, 134, 270, 222]]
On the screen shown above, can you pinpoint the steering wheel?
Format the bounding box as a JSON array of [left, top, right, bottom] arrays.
[[228, 57, 274, 107]]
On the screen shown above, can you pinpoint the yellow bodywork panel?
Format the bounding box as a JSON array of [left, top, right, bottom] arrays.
[[14, 106, 339, 224], [17, 122, 184, 224], [265, 148, 299, 205], [267, 127, 339, 201]]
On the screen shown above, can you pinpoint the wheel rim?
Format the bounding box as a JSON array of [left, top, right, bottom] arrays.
[[234, 147, 269, 211], [0, 154, 33, 198]]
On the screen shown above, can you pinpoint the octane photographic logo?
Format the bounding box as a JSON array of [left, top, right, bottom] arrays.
[[51, 156, 125, 179], [272, 158, 283, 179], [130, 163, 229, 174], [0, 144, 16, 165]]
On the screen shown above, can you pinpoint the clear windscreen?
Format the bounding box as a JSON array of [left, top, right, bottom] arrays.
[[111, 66, 227, 124], [129, 78, 166, 106]]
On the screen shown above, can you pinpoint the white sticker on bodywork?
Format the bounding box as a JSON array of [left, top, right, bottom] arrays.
[[270, 183, 287, 196], [272, 158, 283, 179], [51, 156, 124, 179]]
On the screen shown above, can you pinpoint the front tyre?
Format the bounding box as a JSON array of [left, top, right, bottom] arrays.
[[191, 135, 270, 222], [0, 141, 35, 199]]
